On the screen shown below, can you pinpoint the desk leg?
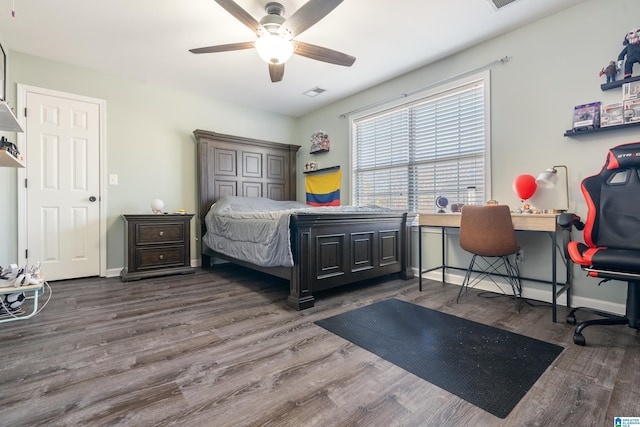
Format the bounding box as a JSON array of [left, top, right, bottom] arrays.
[[440, 227, 446, 283], [551, 231, 557, 323], [566, 253, 572, 310], [419, 225, 423, 291]]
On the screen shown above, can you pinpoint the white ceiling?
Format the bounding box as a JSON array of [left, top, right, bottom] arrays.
[[0, 0, 585, 117]]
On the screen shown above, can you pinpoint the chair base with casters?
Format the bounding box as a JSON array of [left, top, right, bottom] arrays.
[[564, 268, 640, 346]]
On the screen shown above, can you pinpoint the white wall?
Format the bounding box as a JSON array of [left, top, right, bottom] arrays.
[[295, 0, 640, 309], [1, 51, 297, 271]]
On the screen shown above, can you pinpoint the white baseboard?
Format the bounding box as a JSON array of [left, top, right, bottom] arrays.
[[106, 268, 120, 278], [415, 268, 626, 316]]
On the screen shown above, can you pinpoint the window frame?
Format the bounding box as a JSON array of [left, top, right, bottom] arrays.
[[349, 70, 492, 212]]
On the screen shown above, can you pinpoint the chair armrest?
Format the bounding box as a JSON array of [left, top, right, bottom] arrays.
[[558, 213, 584, 262], [558, 212, 584, 231]]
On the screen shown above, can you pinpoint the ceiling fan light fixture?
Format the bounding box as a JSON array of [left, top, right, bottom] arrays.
[[255, 34, 294, 65]]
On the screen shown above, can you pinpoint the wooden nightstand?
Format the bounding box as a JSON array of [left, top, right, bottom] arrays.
[[120, 214, 195, 281]]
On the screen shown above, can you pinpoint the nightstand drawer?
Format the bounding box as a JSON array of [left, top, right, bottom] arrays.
[[136, 223, 185, 245], [136, 246, 185, 269]]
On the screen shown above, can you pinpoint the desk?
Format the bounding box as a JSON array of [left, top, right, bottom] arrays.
[[418, 213, 571, 322]]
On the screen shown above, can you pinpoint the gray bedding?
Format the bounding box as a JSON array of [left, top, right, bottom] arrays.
[[203, 196, 392, 267]]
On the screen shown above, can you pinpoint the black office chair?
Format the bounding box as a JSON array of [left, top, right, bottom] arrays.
[[457, 205, 522, 308], [558, 141, 640, 346]]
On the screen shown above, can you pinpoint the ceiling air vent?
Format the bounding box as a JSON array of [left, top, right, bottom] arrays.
[[303, 87, 326, 97], [486, 0, 517, 10]]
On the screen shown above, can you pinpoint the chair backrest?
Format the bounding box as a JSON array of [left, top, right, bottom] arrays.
[[459, 205, 519, 257], [581, 142, 640, 251]]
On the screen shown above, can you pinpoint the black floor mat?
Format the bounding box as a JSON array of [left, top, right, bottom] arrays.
[[315, 299, 563, 419]]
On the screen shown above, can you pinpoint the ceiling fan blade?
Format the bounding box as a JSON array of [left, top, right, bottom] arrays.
[[269, 63, 285, 82], [283, 0, 344, 38], [189, 41, 255, 54], [293, 41, 355, 67], [214, 0, 261, 34]]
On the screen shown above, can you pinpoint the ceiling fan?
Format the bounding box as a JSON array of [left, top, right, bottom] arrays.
[[190, 0, 356, 83]]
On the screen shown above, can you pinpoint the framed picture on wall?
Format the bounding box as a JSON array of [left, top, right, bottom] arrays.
[[0, 42, 5, 102]]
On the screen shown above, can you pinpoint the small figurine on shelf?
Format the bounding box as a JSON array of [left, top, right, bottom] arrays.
[[599, 60, 619, 83], [618, 27, 640, 79], [310, 131, 330, 153], [304, 161, 318, 172]]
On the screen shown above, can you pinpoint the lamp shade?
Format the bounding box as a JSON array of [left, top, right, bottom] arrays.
[[255, 34, 294, 64], [536, 168, 559, 189], [535, 165, 569, 212]]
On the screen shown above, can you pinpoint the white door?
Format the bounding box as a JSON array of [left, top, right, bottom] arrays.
[[21, 89, 103, 281]]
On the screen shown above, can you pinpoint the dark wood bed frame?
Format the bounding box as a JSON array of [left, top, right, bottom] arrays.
[[195, 129, 412, 310]]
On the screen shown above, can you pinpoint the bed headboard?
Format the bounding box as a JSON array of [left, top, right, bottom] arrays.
[[194, 129, 301, 220]]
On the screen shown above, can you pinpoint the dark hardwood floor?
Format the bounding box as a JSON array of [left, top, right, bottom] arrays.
[[1, 265, 638, 426]]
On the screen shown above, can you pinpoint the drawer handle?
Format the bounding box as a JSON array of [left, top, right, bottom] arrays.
[[159, 254, 164, 260], [158, 231, 164, 237]]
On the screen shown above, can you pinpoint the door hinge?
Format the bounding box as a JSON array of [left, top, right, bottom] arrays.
[[24, 107, 27, 118], [25, 249, 28, 259], [24, 178, 28, 188]]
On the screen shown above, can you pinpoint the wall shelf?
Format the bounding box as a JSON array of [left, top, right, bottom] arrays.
[[564, 120, 640, 137], [601, 75, 640, 91], [0, 102, 23, 132], [0, 148, 25, 168], [303, 165, 340, 175]]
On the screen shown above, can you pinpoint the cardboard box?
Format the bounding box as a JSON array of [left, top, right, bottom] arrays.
[[600, 102, 624, 127], [623, 80, 640, 100], [572, 102, 601, 130], [624, 99, 640, 123]]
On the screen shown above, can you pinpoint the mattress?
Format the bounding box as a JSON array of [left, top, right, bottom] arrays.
[[203, 196, 393, 267]]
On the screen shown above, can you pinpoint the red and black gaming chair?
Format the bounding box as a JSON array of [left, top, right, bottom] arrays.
[[558, 141, 640, 346]]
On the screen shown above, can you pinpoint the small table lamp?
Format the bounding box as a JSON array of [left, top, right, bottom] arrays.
[[535, 165, 569, 212], [151, 199, 165, 214]]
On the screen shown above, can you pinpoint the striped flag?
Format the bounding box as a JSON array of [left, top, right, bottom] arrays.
[[306, 170, 342, 206]]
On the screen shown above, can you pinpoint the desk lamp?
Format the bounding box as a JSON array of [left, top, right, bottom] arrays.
[[535, 165, 569, 212]]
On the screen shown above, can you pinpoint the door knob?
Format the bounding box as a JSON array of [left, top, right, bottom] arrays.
[[89, 196, 97, 202]]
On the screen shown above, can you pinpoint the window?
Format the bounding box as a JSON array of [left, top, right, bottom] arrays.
[[351, 72, 490, 213]]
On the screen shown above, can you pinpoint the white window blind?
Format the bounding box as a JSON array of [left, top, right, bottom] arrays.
[[352, 77, 487, 212]]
